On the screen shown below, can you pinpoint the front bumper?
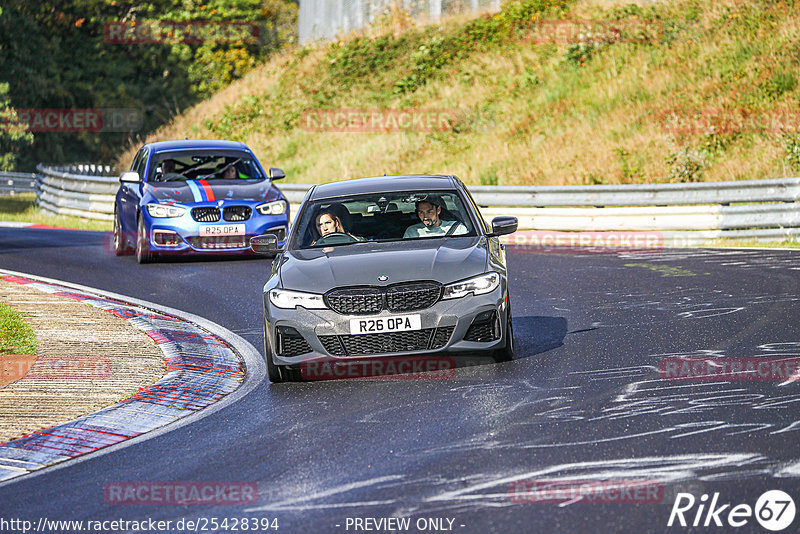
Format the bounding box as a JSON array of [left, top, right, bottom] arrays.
[[142, 207, 288, 254], [263, 285, 508, 367]]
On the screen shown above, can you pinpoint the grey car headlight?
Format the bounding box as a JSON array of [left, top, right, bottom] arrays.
[[442, 272, 500, 300], [256, 200, 288, 215], [269, 288, 327, 309], [146, 203, 186, 218]]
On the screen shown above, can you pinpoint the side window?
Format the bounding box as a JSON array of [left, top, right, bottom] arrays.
[[136, 149, 149, 180], [129, 149, 143, 172]]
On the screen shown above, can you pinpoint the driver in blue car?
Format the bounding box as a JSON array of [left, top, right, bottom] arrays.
[[158, 158, 184, 181], [404, 196, 467, 238]]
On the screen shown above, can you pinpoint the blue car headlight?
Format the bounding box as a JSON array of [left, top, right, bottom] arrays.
[[269, 289, 327, 309], [146, 203, 187, 218], [256, 200, 288, 215], [442, 272, 500, 300]]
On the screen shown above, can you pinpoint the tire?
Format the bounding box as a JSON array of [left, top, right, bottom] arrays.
[[135, 215, 155, 264], [264, 323, 293, 383], [113, 207, 132, 256], [494, 299, 515, 362]]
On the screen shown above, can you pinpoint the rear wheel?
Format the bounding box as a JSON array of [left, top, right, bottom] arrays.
[[113, 207, 132, 256], [135, 215, 155, 264]]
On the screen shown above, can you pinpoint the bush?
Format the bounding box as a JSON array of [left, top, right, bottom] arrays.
[[666, 146, 708, 182], [785, 134, 800, 172]]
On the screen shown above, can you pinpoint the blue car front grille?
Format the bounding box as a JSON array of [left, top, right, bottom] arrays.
[[223, 206, 251, 221], [192, 207, 220, 222]]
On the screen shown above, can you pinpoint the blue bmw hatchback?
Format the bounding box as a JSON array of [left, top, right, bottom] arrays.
[[114, 140, 289, 263]]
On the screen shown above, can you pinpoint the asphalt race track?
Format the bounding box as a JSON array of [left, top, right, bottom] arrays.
[[1, 226, 800, 533]]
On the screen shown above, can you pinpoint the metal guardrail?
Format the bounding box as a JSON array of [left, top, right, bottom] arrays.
[[0, 172, 37, 195], [35, 164, 117, 221], [279, 178, 800, 207], [469, 178, 800, 207], [28, 165, 800, 243]]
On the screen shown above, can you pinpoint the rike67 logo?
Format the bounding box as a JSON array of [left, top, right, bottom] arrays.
[[668, 490, 796, 531]]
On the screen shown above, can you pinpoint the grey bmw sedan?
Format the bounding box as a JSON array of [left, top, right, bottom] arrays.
[[251, 174, 518, 382]]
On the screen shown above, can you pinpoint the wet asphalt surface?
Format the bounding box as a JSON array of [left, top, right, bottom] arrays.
[[1, 227, 800, 533]]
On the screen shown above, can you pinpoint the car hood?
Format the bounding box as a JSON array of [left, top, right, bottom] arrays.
[[145, 179, 282, 203], [279, 237, 489, 292]]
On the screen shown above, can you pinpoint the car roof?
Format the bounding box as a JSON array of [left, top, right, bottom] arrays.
[[143, 139, 251, 154], [309, 175, 458, 200]]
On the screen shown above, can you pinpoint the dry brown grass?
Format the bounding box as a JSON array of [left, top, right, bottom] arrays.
[[118, 0, 800, 186]]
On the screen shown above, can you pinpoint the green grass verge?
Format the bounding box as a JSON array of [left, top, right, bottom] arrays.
[[0, 301, 36, 355], [0, 194, 111, 231]]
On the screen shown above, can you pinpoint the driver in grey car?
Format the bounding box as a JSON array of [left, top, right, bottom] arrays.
[[312, 208, 364, 245], [403, 196, 467, 238]]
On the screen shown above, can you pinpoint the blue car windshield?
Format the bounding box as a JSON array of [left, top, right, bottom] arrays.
[[292, 191, 478, 249], [149, 151, 265, 182]]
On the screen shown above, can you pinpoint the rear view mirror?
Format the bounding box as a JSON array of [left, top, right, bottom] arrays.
[[489, 216, 518, 236], [120, 171, 141, 183], [250, 234, 280, 255], [269, 167, 285, 180]]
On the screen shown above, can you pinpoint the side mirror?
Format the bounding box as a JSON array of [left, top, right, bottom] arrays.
[[250, 234, 280, 255], [269, 167, 285, 180], [489, 216, 518, 236], [120, 171, 141, 183]]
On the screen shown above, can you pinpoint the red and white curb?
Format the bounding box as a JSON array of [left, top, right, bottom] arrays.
[[0, 222, 88, 230], [0, 269, 265, 484]]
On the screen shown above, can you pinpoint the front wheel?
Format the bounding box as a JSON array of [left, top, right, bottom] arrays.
[[113, 207, 132, 256], [135, 215, 155, 264], [493, 299, 515, 362], [263, 324, 298, 383]]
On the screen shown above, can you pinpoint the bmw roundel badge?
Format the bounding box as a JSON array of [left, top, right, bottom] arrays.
[[377, 275, 389, 281]]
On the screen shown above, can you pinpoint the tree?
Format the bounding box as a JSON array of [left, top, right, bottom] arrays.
[[0, 6, 33, 171], [0, 0, 297, 170]]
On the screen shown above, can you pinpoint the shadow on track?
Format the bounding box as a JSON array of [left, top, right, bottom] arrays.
[[513, 315, 568, 358]]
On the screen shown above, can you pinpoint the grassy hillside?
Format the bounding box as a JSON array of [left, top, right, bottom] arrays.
[[119, 0, 800, 186]]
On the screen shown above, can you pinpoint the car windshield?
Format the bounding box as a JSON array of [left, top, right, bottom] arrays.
[[149, 151, 265, 182], [292, 190, 478, 249]]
